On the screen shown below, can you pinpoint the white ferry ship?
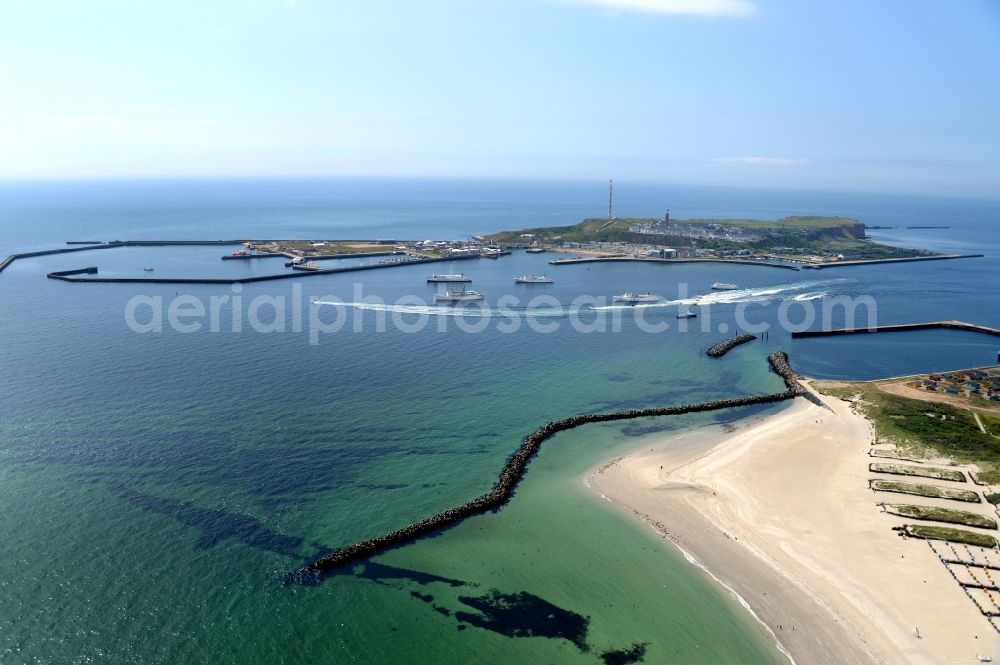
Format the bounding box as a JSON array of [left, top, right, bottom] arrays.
[[711, 282, 739, 290], [433, 289, 484, 304], [427, 273, 471, 283], [514, 274, 553, 284], [612, 291, 661, 305]]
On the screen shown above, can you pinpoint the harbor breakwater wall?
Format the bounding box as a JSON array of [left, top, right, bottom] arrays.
[[801, 253, 983, 269], [547, 256, 800, 271], [706, 333, 757, 358], [296, 352, 806, 578], [0, 240, 251, 275], [46, 253, 483, 285], [791, 320, 1000, 339]]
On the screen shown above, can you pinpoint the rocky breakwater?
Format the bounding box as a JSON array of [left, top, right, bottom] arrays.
[[296, 352, 808, 578], [705, 333, 757, 358]]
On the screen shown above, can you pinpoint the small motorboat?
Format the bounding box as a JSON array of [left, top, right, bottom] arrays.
[[677, 306, 697, 319]]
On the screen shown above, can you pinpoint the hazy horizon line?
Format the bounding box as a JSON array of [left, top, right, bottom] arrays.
[[0, 173, 998, 204]]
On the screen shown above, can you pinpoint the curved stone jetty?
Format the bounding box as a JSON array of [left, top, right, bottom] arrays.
[[706, 333, 757, 358], [296, 352, 806, 578]]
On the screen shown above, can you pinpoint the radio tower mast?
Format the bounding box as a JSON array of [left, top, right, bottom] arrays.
[[608, 179, 614, 221]]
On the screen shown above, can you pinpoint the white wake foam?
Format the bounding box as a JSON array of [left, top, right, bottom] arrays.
[[312, 279, 847, 317], [589, 279, 846, 311]]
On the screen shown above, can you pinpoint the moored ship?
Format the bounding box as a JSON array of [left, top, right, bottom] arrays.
[[427, 273, 471, 283], [514, 274, 553, 284]]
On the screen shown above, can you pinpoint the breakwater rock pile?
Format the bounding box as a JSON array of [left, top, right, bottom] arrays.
[[297, 353, 810, 578], [706, 333, 757, 358], [767, 350, 820, 404]]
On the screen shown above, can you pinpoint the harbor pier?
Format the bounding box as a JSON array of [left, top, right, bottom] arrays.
[[792, 320, 1000, 339]]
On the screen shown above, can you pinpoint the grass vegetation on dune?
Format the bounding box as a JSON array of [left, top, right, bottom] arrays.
[[870, 479, 980, 503], [883, 504, 996, 529], [818, 382, 1000, 483], [869, 462, 966, 483], [903, 524, 998, 548]]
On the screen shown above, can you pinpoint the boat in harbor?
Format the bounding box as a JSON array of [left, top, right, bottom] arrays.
[[143, 266, 154, 272], [514, 274, 553, 284], [612, 291, 661, 305], [525, 247, 546, 254], [427, 273, 471, 283], [711, 282, 739, 290], [677, 306, 697, 319], [433, 288, 485, 304]]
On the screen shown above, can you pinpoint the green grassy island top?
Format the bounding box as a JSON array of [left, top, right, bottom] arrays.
[[486, 215, 937, 262]]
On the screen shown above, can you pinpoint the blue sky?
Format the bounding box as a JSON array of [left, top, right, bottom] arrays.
[[1, 0, 998, 196]]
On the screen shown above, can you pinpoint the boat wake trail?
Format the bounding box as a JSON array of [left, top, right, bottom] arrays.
[[589, 279, 850, 311], [313, 301, 582, 318], [311, 279, 851, 317]]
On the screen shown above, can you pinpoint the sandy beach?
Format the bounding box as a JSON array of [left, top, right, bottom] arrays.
[[587, 384, 1000, 665]]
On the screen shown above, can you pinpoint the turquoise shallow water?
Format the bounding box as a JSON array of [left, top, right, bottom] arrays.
[[1, 179, 998, 664]]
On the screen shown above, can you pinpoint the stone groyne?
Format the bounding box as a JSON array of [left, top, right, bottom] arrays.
[[296, 352, 806, 578], [706, 333, 757, 358]]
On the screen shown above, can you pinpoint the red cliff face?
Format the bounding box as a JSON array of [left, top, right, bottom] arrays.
[[843, 222, 867, 239]]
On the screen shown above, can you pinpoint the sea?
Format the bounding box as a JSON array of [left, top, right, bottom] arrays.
[[1, 178, 998, 665]]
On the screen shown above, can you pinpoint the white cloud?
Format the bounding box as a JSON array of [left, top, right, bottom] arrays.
[[712, 156, 809, 166], [560, 0, 755, 17]]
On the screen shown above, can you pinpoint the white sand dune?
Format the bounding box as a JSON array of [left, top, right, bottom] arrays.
[[587, 384, 1000, 665]]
